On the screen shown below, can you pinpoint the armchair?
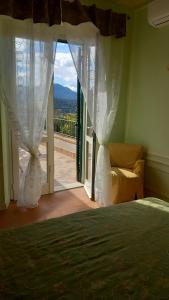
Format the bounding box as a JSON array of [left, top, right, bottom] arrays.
[[108, 143, 144, 204]]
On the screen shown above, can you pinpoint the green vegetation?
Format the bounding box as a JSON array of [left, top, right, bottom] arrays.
[[54, 113, 77, 138]]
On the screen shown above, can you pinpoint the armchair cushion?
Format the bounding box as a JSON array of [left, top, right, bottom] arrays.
[[108, 143, 144, 169], [108, 143, 144, 204]]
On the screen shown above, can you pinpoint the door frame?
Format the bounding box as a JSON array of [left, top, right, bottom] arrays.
[[41, 84, 54, 195], [83, 44, 96, 200], [11, 41, 96, 200]]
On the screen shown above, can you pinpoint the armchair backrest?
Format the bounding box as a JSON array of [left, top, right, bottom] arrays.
[[108, 143, 144, 169]]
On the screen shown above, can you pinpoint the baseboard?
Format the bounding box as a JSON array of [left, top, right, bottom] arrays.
[[145, 188, 169, 202], [145, 152, 169, 200], [146, 152, 169, 174]]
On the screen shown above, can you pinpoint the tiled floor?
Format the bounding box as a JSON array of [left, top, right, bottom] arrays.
[[55, 133, 76, 158], [19, 133, 79, 191], [54, 134, 77, 188], [1, 134, 94, 230], [54, 148, 77, 188], [0, 188, 99, 230]]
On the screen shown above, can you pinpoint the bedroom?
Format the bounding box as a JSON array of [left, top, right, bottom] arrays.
[[0, 0, 169, 298], [1, 0, 169, 207]]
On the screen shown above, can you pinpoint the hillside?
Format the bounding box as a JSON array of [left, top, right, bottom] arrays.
[[53, 84, 77, 113], [54, 83, 77, 101]]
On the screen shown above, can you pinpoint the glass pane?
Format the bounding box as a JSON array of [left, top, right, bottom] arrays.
[[87, 110, 93, 137], [53, 42, 79, 190], [86, 141, 92, 182], [39, 142, 47, 184]]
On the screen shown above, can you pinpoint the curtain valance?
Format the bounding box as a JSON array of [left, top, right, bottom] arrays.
[[0, 0, 126, 37]]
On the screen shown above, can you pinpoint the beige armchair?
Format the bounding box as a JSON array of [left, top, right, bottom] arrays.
[[108, 143, 144, 204]]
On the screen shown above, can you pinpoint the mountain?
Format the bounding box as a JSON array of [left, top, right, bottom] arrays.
[[54, 83, 77, 101], [53, 84, 77, 113]]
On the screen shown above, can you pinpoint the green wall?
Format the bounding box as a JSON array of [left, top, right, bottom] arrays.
[[126, 7, 169, 154], [0, 101, 11, 208], [110, 20, 133, 142], [125, 7, 169, 199], [0, 109, 5, 208]]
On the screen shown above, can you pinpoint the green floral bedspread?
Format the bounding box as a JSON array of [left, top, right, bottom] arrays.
[[0, 197, 169, 299]]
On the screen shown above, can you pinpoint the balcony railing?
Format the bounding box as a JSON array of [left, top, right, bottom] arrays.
[[54, 117, 77, 138]]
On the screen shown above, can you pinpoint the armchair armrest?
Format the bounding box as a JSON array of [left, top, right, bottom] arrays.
[[133, 159, 144, 177]]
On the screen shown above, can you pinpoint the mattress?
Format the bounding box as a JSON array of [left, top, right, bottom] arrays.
[[0, 197, 169, 299]]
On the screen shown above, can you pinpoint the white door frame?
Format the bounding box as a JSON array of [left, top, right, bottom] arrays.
[[83, 45, 96, 199], [41, 85, 54, 195]]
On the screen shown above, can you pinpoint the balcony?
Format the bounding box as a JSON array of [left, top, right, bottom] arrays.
[[53, 117, 77, 138], [19, 118, 80, 193], [53, 117, 79, 190], [53, 132, 78, 190]]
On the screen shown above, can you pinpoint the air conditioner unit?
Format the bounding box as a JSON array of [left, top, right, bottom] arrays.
[[148, 0, 169, 28]]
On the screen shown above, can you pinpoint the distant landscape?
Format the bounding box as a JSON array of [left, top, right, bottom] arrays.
[[54, 83, 77, 114], [53, 84, 77, 137]]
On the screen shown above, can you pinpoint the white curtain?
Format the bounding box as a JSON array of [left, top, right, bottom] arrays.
[[66, 23, 97, 127], [0, 16, 56, 207], [0, 15, 124, 208], [67, 31, 124, 206], [95, 36, 124, 206]]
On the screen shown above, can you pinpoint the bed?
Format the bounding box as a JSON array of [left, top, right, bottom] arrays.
[[0, 197, 169, 299]]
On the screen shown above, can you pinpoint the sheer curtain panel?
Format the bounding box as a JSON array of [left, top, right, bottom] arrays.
[[66, 23, 97, 127], [0, 13, 125, 208], [67, 30, 124, 206], [0, 16, 56, 207], [95, 36, 124, 206]]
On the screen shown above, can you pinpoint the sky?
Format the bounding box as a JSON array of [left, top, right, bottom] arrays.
[[54, 42, 77, 91], [15, 39, 77, 91]]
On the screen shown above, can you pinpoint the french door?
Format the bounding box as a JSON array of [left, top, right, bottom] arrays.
[[11, 44, 96, 200]]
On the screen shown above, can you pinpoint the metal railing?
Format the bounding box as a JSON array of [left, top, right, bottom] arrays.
[[53, 118, 77, 138]]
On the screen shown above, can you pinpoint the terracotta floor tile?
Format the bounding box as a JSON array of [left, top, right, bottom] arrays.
[[0, 188, 99, 230]]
